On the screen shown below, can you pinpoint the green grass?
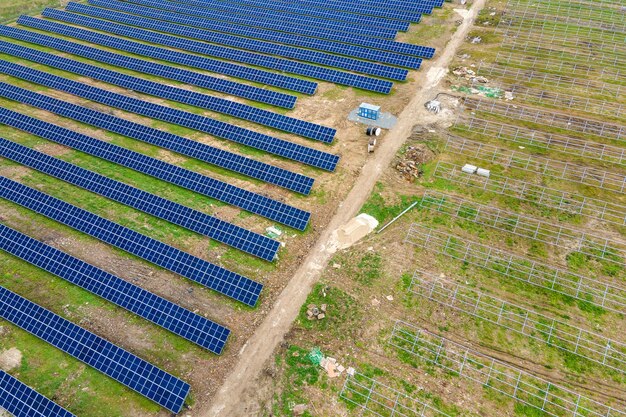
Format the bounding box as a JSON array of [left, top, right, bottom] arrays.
[[359, 182, 416, 225], [273, 345, 320, 417]]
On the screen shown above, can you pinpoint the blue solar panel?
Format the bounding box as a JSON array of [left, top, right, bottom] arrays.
[[17, 16, 392, 93], [0, 106, 312, 231], [170, 0, 410, 31], [0, 285, 190, 413], [36, 9, 411, 82], [60, 5, 425, 68], [0, 61, 339, 172], [0, 138, 280, 262], [98, 0, 398, 40], [89, 0, 428, 58], [0, 40, 335, 143], [13, 20, 317, 100], [0, 371, 75, 417], [0, 177, 264, 306], [0, 223, 231, 353], [212, 0, 427, 21], [0, 26, 302, 110], [288, 0, 441, 14], [277, 0, 430, 18], [0, 83, 314, 195], [18, 16, 390, 93]]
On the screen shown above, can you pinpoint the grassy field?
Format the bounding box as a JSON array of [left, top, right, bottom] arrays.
[[264, 1, 626, 416]]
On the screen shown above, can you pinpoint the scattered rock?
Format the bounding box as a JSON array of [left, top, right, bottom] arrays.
[[471, 36, 482, 44], [386, 295, 394, 301], [371, 298, 381, 307], [505, 91, 515, 100], [306, 304, 326, 320], [332, 263, 341, 269]]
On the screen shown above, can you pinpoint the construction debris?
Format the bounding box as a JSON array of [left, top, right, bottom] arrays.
[[266, 226, 283, 239], [395, 145, 433, 180], [425, 99, 441, 113], [319, 356, 349, 378], [306, 303, 327, 320]]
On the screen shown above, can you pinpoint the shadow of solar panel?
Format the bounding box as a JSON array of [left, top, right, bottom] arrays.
[[0, 40, 335, 143], [0, 61, 339, 172], [0, 286, 191, 413], [96, 0, 398, 40], [0, 224, 231, 353], [0, 83, 314, 195], [90, 0, 429, 58], [0, 106, 312, 231], [170, 0, 410, 31], [0, 177, 264, 306], [0, 26, 302, 109], [60, 5, 424, 69], [17, 16, 393, 93], [13, 21, 313, 102], [0, 371, 75, 417], [0, 138, 280, 262]]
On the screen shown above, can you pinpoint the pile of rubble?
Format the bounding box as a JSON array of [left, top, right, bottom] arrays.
[[395, 145, 433, 180], [306, 303, 327, 320], [319, 356, 355, 379], [452, 66, 489, 83]]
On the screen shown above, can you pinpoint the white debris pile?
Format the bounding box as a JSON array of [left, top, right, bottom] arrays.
[[319, 356, 355, 379]]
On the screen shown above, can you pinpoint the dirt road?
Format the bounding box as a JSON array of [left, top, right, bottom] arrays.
[[203, 3, 486, 415]]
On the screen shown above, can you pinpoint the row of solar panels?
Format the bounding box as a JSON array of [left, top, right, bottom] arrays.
[[1, 370, 75, 417], [0, 278, 190, 413], [7, 2, 437, 94], [0, 0, 441, 413]]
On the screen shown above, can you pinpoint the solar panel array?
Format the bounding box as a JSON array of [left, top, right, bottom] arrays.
[[0, 285, 191, 413], [277, 0, 433, 17], [0, 222, 231, 354], [0, 106, 311, 231], [89, 0, 429, 58], [67, 2, 431, 65], [300, 0, 443, 14], [0, 28, 300, 109], [0, 82, 315, 195], [170, 0, 410, 31], [0, 371, 75, 417], [115, 0, 399, 39], [0, 0, 440, 407], [12, 16, 391, 94], [0, 137, 280, 261], [0, 176, 263, 306], [89, 0, 399, 44], [15, 17, 317, 100], [35, 9, 412, 82], [0, 39, 335, 143], [0, 61, 340, 172]]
